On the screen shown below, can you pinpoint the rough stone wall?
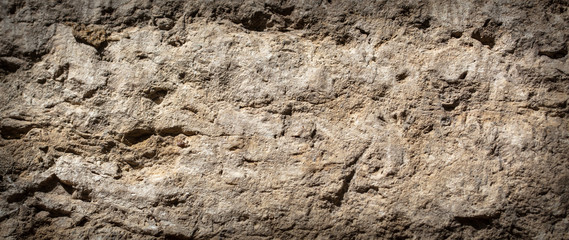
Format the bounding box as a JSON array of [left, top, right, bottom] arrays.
[[0, 0, 568, 239]]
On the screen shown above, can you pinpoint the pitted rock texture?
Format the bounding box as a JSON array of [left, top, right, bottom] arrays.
[[1, 0, 569, 239]]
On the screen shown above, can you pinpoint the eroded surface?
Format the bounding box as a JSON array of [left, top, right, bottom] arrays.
[[1, 0, 568, 239]]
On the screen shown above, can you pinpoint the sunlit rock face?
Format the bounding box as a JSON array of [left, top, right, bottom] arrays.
[[1, 0, 568, 239]]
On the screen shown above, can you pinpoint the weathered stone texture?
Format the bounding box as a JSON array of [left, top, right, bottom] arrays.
[[1, 0, 568, 239]]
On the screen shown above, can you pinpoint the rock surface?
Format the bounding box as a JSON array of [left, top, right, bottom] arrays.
[[1, 0, 568, 239]]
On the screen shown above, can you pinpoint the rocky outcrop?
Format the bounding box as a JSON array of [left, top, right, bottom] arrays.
[[1, 0, 568, 239]]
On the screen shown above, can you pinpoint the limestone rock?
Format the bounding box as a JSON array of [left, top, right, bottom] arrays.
[[1, 0, 568, 239]]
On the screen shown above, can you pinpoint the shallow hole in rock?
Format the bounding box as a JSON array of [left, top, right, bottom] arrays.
[[83, 88, 97, 99], [416, 17, 431, 30], [458, 71, 468, 79], [335, 34, 352, 45], [39, 146, 49, 153], [471, 20, 500, 48], [143, 88, 169, 104], [281, 104, 293, 115], [101, 6, 114, 15], [101, 141, 116, 153], [442, 100, 459, 111], [53, 63, 69, 80], [73, 188, 93, 202], [399, 5, 412, 16], [471, 29, 495, 48], [136, 53, 149, 60], [240, 11, 272, 31], [441, 116, 452, 126], [451, 31, 463, 38], [75, 217, 88, 227], [8, 2, 24, 15], [396, 71, 409, 81], [0, 58, 22, 73], [122, 128, 155, 145]]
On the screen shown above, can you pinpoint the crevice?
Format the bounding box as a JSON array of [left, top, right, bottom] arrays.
[[33, 203, 73, 218], [54, 146, 83, 155], [454, 213, 500, 230], [157, 126, 198, 137], [326, 169, 356, 207], [346, 144, 370, 168], [121, 126, 199, 145], [165, 233, 194, 240], [266, 4, 294, 16], [0, 123, 37, 139], [75, 216, 89, 227], [325, 144, 369, 207], [458, 71, 468, 80], [6, 174, 66, 203], [243, 157, 257, 164], [39, 146, 49, 153], [356, 27, 370, 35], [182, 105, 199, 114], [354, 184, 379, 194], [539, 46, 568, 59], [236, 11, 272, 31], [58, 181, 75, 195]]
